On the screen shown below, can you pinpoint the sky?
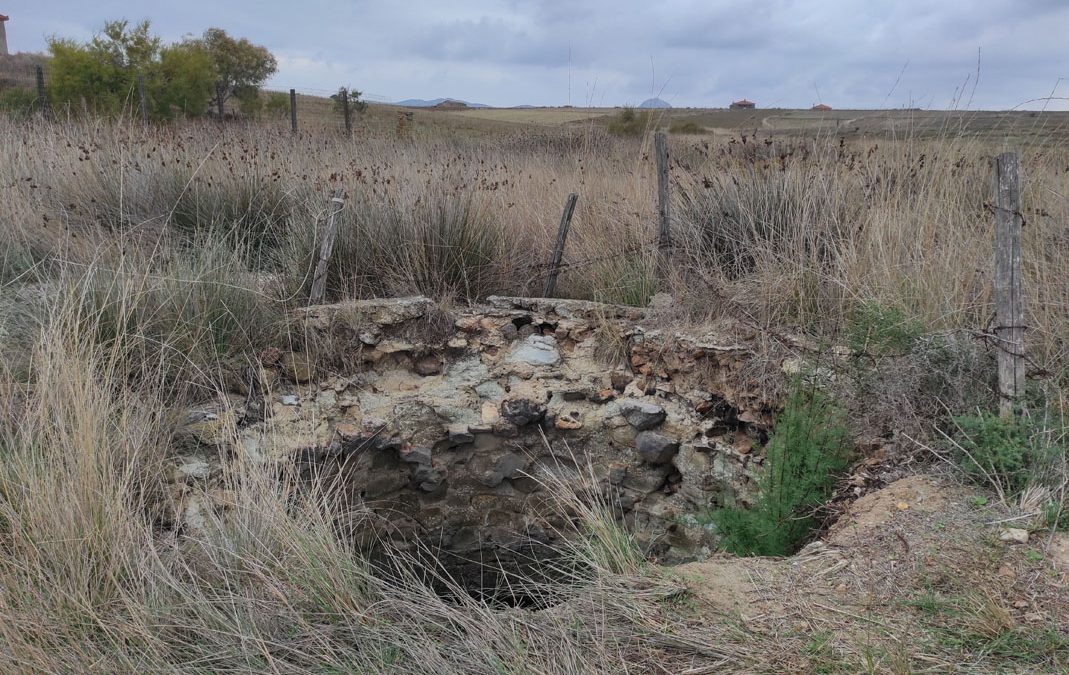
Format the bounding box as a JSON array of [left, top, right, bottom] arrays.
[[3, 0, 1067, 110]]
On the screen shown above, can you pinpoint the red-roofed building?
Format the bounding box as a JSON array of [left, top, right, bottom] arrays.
[[811, 103, 832, 112], [730, 99, 755, 109]]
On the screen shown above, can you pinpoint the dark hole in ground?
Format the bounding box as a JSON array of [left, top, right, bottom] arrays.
[[370, 539, 579, 609]]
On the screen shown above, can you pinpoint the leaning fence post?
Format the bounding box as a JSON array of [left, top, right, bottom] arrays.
[[34, 65, 51, 121], [289, 89, 298, 134], [341, 87, 352, 137], [309, 189, 346, 305], [654, 130, 671, 278], [542, 193, 579, 297], [993, 152, 1026, 418]]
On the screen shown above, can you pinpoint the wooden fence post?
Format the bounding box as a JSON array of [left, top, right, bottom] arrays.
[[341, 88, 352, 137], [289, 89, 298, 134], [542, 193, 579, 297], [993, 152, 1026, 418], [137, 73, 148, 125], [654, 131, 671, 277], [34, 65, 50, 121], [309, 189, 346, 305]]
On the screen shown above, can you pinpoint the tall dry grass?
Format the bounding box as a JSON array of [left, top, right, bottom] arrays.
[[0, 111, 1068, 669], [0, 278, 733, 671], [2, 117, 1066, 367]]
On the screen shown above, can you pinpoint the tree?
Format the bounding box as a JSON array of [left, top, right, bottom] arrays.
[[88, 19, 160, 70], [47, 19, 214, 119], [152, 42, 215, 118], [196, 28, 277, 117], [44, 20, 273, 121], [331, 87, 368, 116]]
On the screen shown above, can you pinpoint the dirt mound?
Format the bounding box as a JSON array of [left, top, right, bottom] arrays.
[[670, 475, 1069, 671], [827, 474, 955, 545]]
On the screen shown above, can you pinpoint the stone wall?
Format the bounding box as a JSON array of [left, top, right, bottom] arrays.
[[175, 295, 793, 577]]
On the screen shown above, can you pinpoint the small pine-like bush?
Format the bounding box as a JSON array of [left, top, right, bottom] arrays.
[[950, 410, 1067, 507], [847, 301, 925, 355], [712, 383, 852, 556]]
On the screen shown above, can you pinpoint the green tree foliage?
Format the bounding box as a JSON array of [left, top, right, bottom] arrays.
[[47, 19, 215, 119], [88, 19, 160, 70], [195, 28, 277, 116], [42, 19, 281, 121], [151, 42, 215, 118], [331, 87, 368, 116], [712, 382, 852, 556], [48, 36, 131, 115]]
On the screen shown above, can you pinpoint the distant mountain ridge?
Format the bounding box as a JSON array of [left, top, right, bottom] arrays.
[[639, 98, 672, 109], [397, 98, 490, 108]]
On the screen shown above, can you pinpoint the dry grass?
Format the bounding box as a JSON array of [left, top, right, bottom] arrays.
[[1, 110, 1068, 671], [2, 115, 1066, 370]]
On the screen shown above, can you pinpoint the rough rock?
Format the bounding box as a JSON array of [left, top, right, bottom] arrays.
[[999, 528, 1030, 544], [508, 335, 561, 366], [501, 398, 546, 426], [414, 354, 443, 376], [173, 295, 786, 567], [280, 352, 315, 383], [619, 399, 667, 430], [635, 431, 680, 464]]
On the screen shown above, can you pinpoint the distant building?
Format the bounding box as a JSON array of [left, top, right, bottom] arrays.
[[811, 103, 832, 111], [0, 15, 9, 56], [730, 99, 755, 109]]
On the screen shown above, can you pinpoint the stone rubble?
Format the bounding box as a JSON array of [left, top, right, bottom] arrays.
[[172, 295, 791, 565]]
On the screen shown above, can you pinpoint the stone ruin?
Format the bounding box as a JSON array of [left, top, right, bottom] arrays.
[[173, 295, 796, 597]]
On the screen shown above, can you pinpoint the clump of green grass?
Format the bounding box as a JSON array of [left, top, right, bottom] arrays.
[[67, 236, 282, 389], [278, 186, 509, 303]]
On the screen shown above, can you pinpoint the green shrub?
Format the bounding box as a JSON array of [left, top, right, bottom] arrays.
[[266, 91, 290, 117], [949, 410, 1067, 509], [607, 107, 653, 136], [847, 301, 925, 354], [0, 87, 40, 119], [712, 382, 852, 556]]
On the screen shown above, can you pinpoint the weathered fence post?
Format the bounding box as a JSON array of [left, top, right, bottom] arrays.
[[341, 87, 352, 137], [137, 73, 148, 125], [289, 89, 298, 134], [993, 152, 1026, 418], [542, 193, 579, 297], [34, 65, 50, 121], [309, 189, 346, 305], [654, 130, 671, 277]]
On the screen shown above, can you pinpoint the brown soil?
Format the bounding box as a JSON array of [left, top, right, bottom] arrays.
[[664, 475, 1069, 672]]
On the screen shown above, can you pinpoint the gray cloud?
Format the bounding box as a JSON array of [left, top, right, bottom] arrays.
[[4, 0, 1066, 109]]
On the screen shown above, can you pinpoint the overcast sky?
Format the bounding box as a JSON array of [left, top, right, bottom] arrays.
[[3, 0, 1067, 109]]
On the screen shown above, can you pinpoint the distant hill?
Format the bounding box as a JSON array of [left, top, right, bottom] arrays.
[[639, 98, 672, 109], [397, 98, 490, 108]]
